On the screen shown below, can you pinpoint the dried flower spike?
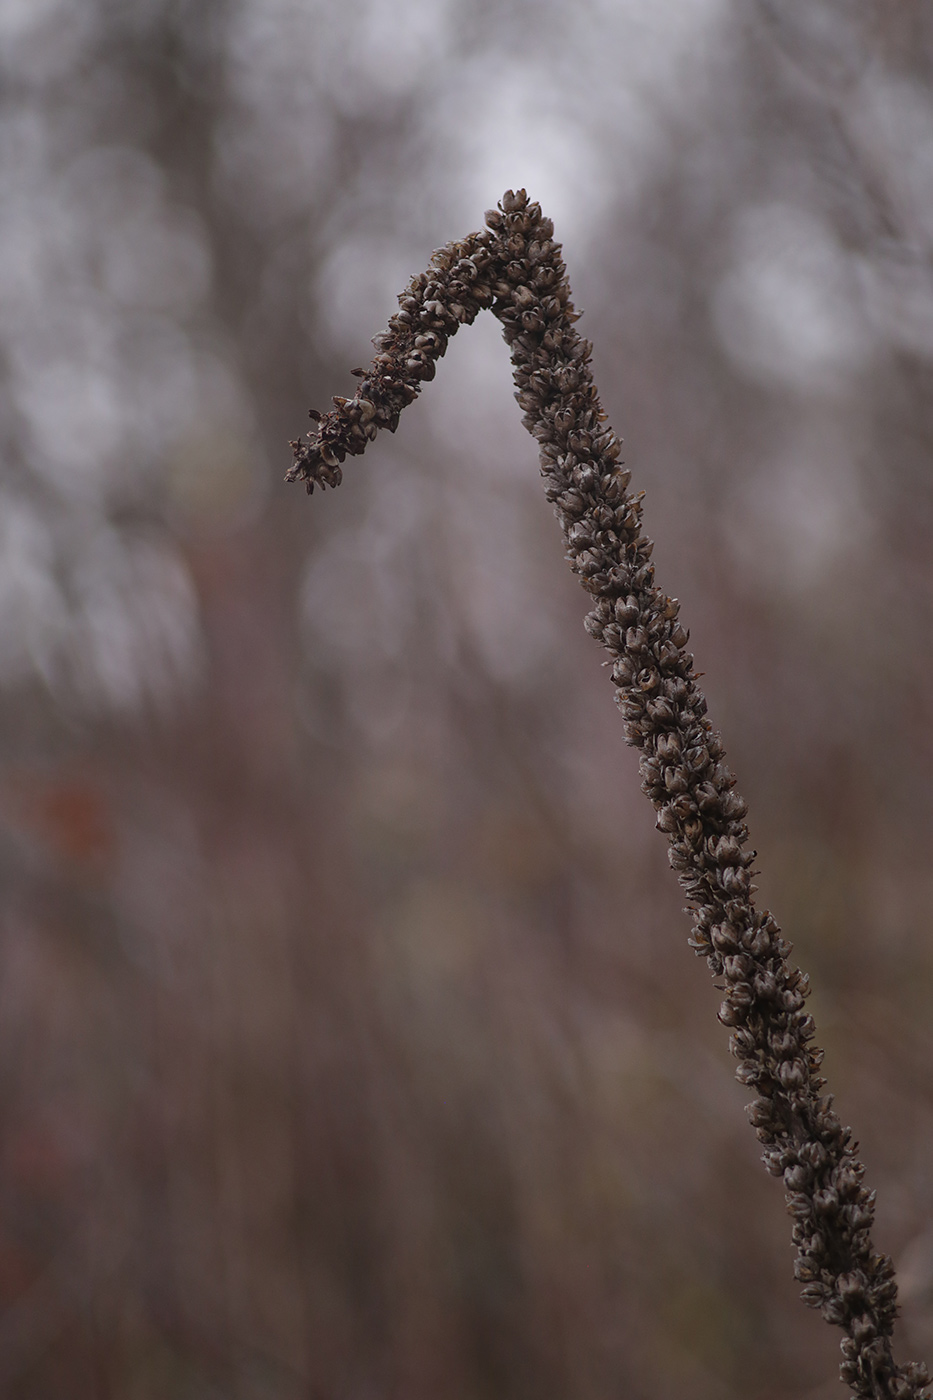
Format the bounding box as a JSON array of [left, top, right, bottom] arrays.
[[288, 192, 929, 1400]]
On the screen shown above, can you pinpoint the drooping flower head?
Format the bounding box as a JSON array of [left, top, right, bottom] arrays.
[[289, 192, 929, 1400]]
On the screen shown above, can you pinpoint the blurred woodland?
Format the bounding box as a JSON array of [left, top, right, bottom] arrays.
[[1, 1, 932, 1397]]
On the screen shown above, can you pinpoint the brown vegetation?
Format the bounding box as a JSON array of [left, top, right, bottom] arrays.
[[0, 2, 932, 1397]]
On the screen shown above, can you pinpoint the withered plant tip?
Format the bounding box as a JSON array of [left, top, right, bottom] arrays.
[[288, 190, 928, 1400]]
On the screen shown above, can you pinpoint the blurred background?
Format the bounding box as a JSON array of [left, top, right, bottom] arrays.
[[0, 1, 932, 1396]]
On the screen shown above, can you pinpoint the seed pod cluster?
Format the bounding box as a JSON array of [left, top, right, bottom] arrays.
[[289, 192, 929, 1400], [287, 232, 501, 491]]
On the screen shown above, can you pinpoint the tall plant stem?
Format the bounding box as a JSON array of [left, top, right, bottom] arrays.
[[288, 190, 929, 1400]]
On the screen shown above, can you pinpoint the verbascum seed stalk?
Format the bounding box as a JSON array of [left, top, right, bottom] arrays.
[[288, 190, 929, 1400]]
